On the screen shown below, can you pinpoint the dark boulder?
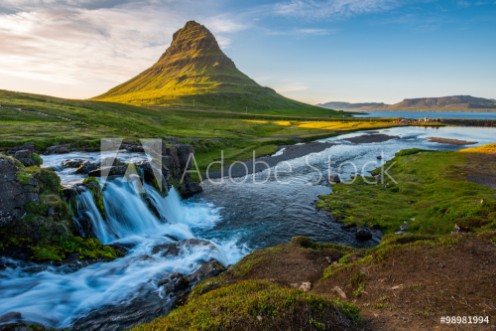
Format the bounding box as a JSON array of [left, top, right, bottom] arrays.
[[74, 161, 99, 175], [0, 157, 38, 227], [72, 258, 225, 331], [121, 143, 144, 153], [88, 166, 128, 177], [329, 175, 341, 184], [7, 143, 36, 155], [100, 157, 124, 167], [152, 239, 215, 257], [62, 159, 84, 168], [176, 144, 194, 170], [13, 150, 39, 167], [355, 227, 373, 241], [45, 144, 70, 154], [178, 181, 203, 199]]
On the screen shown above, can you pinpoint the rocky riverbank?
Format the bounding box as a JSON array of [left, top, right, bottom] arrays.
[[0, 140, 204, 263]]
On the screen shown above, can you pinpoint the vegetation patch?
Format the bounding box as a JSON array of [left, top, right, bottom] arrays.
[[133, 280, 361, 331], [0, 164, 119, 262], [317, 147, 496, 235]]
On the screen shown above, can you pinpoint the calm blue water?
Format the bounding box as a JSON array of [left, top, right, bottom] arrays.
[[354, 110, 496, 120]]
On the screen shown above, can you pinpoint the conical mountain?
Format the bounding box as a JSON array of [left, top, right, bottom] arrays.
[[94, 21, 316, 111]]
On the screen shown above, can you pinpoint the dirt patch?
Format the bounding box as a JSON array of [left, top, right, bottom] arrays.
[[344, 133, 398, 144], [460, 153, 496, 190], [313, 235, 496, 330], [220, 242, 348, 287], [428, 137, 477, 145]]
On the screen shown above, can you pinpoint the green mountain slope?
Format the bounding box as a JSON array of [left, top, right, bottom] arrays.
[[94, 21, 328, 113]]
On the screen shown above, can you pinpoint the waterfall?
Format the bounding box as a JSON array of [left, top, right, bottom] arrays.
[[0, 176, 248, 329]]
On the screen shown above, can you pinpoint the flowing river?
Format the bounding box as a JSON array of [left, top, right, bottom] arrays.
[[0, 125, 495, 329]]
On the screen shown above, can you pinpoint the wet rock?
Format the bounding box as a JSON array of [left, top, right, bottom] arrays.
[[136, 160, 169, 189], [151, 239, 215, 257], [74, 161, 99, 175], [151, 242, 181, 257], [62, 159, 84, 168], [7, 143, 36, 155], [328, 175, 341, 184], [121, 143, 144, 153], [45, 144, 70, 154], [88, 166, 128, 177], [13, 150, 37, 167], [0, 157, 38, 227], [101, 157, 124, 167], [176, 144, 194, 170], [178, 181, 203, 199], [61, 187, 80, 200], [0, 312, 22, 325], [72, 258, 225, 331], [187, 259, 226, 284], [355, 227, 373, 241]]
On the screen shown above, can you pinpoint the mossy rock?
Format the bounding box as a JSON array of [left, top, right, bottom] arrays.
[[133, 280, 361, 331]]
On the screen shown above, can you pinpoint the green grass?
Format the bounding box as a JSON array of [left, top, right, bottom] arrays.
[[132, 280, 361, 331], [317, 147, 496, 235], [0, 89, 398, 171]]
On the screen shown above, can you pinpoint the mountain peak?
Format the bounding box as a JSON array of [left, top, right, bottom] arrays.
[[164, 20, 221, 60], [94, 21, 317, 112]]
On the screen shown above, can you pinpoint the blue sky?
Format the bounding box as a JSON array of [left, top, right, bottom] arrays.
[[0, 0, 495, 103]]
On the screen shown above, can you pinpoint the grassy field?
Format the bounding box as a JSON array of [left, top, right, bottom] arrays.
[[317, 145, 496, 235], [0, 90, 399, 170]]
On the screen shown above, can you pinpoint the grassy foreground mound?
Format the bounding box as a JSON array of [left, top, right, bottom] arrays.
[[133, 280, 360, 331]]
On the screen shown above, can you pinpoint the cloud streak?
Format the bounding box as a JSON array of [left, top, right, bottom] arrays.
[[273, 0, 399, 19]]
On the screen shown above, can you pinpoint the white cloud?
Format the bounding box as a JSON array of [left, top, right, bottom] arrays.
[[267, 27, 335, 36], [0, 0, 248, 98], [273, 0, 399, 19]]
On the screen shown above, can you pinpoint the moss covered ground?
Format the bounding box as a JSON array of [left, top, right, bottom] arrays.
[[0, 155, 120, 262], [317, 145, 496, 235]]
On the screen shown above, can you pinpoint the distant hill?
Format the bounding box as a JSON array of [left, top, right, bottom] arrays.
[[95, 21, 335, 115], [319, 95, 496, 112], [318, 101, 386, 110], [389, 95, 496, 111]]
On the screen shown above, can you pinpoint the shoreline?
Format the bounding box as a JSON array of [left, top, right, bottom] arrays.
[[205, 132, 399, 179]]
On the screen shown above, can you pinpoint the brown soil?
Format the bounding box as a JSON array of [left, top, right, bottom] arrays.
[[223, 242, 347, 287], [219, 235, 496, 331], [460, 153, 496, 190], [313, 235, 496, 331]]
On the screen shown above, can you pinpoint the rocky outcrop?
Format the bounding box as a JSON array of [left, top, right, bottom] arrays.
[[0, 154, 119, 262], [163, 144, 203, 198], [71, 259, 226, 331], [355, 227, 373, 241], [45, 144, 71, 155], [0, 156, 38, 227]]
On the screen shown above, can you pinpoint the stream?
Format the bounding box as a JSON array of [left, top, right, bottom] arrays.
[[0, 125, 495, 329]]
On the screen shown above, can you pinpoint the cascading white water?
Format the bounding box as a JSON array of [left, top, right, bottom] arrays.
[[0, 177, 248, 328]]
